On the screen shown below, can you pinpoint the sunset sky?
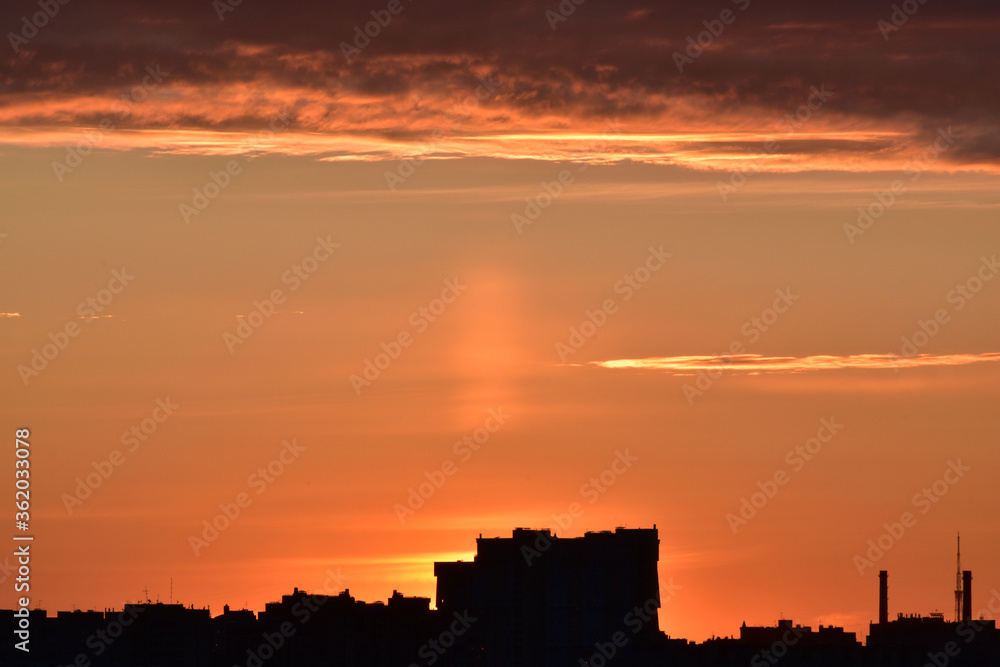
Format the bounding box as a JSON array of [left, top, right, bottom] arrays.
[[1, 0, 999, 643]]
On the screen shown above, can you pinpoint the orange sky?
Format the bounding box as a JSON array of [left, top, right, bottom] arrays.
[[2, 0, 1000, 644], [2, 150, 999, 641]]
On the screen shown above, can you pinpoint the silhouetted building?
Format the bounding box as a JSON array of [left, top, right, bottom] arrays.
[[0, 608, 49, 666], [247, 586, 438, 666], [740, 618, 859, 648], [879, 569, 888, 625], [117, 602, 213, 666], [963, 570, 973, 622], [868, 569, 1000, 665], [212, 605, 259, 667], [1, 603, 212, 667], [434, 526, 661, 665]]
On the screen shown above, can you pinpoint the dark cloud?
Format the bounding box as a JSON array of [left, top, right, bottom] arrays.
[[1, 0, 997, 165]]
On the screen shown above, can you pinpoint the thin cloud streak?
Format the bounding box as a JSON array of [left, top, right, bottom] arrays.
[[587, 353, 1000, 374], [1, 126, 980, 174]]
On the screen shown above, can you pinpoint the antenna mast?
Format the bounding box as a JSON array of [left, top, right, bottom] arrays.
[[954, 533, 963, 622]]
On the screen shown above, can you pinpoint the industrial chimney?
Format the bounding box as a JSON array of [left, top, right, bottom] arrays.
[[963, 571, 972, 622], [879, 570, 888, 625]]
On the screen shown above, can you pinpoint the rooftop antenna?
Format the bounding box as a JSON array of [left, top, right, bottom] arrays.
[[170, 578, 173, 605], [143, 586, 150, 604], [954, 532, 963, 623]]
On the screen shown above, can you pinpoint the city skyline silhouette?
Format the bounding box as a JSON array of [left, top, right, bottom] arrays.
[[5, 526, 1000, 665], [3, 0, 999, 662]]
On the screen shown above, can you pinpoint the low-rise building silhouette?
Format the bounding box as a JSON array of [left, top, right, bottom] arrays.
[[867, 569, 1000, 665]]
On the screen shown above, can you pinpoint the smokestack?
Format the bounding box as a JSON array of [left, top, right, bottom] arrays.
[[879, 570, 888, 625], [963, 571, 972, 622]]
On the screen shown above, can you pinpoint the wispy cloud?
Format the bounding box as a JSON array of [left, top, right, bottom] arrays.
[[0, 125, 933, 172], [587, 353, 1000, 375]]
